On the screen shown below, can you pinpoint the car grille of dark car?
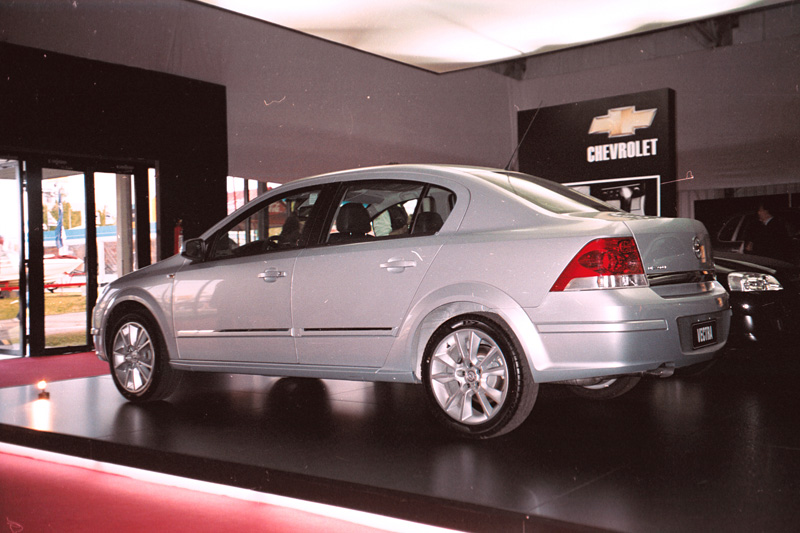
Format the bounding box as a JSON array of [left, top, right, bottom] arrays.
[[647, 270, 716, 287]]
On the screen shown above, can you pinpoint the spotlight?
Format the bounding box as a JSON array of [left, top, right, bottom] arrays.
[[37, 380, 50, 400]]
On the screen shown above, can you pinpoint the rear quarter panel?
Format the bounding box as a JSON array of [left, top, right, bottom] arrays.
[[384, 188, 635, 380]]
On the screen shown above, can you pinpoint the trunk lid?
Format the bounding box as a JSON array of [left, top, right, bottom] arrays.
[[572, 212, 715, 274], [624, 216, 714, 274]]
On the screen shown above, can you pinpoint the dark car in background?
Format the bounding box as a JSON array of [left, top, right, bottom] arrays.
[[714, 251, 800, 349]]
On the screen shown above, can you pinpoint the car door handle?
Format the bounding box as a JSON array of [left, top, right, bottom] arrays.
[[258, 268, 287, 282], [379, 258, 417, 273]]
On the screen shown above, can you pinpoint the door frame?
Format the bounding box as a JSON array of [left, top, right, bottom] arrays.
[[0, 159, 26, 358], [2, 153, 156, 357]]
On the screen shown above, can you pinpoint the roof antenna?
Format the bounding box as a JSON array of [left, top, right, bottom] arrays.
[[505, 100, 543, 171]]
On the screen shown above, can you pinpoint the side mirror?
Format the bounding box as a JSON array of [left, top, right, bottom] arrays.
[[181, 238, 206, 261]]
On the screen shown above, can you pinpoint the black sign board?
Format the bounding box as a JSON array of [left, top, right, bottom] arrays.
[[517, 88, 676, 217]]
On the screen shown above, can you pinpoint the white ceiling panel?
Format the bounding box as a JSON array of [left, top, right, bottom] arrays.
[[197, 0, 783, 72]]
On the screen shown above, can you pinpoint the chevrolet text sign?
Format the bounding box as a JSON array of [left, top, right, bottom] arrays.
[[587, 106, 658, 163], [517, 88, 675, 216]]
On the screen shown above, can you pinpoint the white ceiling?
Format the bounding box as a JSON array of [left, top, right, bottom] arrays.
[[197, 0, 781, 73]]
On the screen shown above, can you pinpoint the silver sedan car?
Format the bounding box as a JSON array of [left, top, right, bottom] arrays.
[[93, 165, 731, 438]]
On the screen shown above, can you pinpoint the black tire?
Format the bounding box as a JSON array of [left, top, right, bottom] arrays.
[[107, 311, 181, 402], [567, 376, 640, 400], [422, 313, 537, 439]]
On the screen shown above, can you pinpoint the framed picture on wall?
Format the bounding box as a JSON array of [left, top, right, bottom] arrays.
[[567, 175, 661, 216]]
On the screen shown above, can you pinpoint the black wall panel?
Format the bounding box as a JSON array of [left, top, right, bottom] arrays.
[[517, 89, 676, 217], [0, 42, 228, 258]]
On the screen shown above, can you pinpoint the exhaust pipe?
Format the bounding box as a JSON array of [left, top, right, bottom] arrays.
[[644, 363, 675, 378], [554, 363, 676, 386]]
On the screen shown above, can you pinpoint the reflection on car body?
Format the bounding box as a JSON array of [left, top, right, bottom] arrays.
[[92, 165, 731, 438]]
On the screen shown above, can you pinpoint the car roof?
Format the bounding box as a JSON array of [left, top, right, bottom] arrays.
[[288, 164, 512, 187]]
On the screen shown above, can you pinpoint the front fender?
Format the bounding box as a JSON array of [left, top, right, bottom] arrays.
[[95, 283, 176, 362]]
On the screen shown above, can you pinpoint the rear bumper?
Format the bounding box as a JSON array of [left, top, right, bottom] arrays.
[[523, 283, 731, 382]]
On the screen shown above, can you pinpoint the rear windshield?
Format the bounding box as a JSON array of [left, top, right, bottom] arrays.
[[466, 169, 620, 214]]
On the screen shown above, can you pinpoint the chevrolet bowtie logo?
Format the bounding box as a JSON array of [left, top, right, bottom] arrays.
[[589, 106, 657, 138]]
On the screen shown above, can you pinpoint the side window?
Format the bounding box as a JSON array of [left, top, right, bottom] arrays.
[[325, 181, 456, 244], [410, 185, 454, 235], [209, 188, 321, 260], [717, 216, 741, 242], [326, 181, 424, 243], [739, 214, 760, 244], [373, 201, 418, 237]]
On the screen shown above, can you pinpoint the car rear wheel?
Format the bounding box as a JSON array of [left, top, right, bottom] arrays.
[[567, 376, 640, 400], [108, 311, 180, 402], [422, 314, 537, 438]]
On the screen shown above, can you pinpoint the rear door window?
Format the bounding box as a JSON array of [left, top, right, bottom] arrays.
[[325, 181, 454, 243]]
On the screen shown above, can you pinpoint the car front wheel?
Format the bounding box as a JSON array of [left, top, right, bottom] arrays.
[[422, 314, 537, 438], [108, 311, 180, 402]]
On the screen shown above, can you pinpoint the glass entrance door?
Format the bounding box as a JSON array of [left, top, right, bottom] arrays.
[[39, 167, 92, 351], [0, 159, 24, 358], [1, 157, 157, 357], [21, 163, 95, 355]]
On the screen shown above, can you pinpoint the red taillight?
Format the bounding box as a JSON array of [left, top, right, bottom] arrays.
[[550, 237, 647, 292]]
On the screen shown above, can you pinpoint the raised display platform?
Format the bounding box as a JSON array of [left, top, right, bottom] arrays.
[[1, 348, 798, 532]]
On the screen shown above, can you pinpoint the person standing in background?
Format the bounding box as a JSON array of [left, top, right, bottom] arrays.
[[745, 200, 791, 261]]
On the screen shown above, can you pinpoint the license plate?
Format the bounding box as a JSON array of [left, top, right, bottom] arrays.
[[692, 320, 717, 349]]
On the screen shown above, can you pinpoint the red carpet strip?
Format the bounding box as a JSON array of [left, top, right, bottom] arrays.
[[0, 352, 108, 388], [0, 444, 455, 533]]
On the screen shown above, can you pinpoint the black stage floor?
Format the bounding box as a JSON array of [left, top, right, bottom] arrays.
[[1, 347, 799, 532]]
